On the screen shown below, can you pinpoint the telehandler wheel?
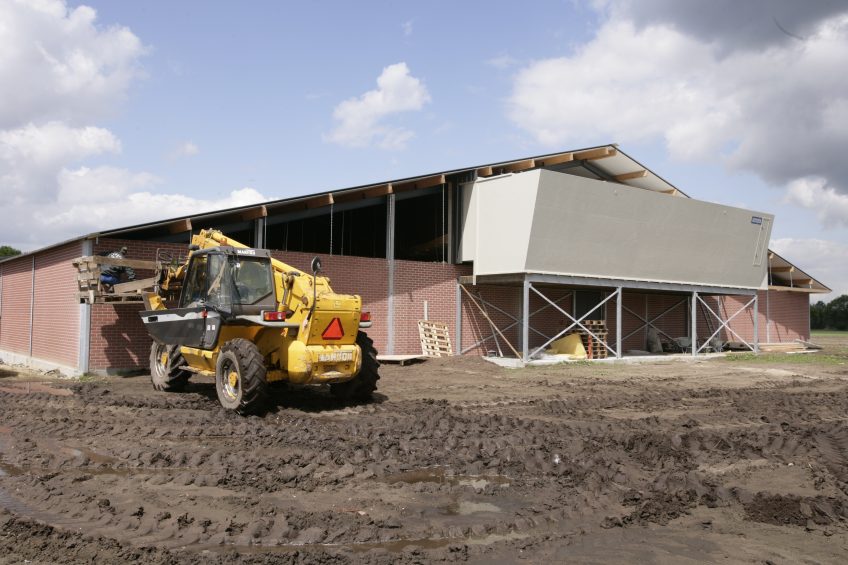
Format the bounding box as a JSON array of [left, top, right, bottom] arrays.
[[330, 331, 380, 403], [150, 342, 190, 392], [215, 338, 268, 415]]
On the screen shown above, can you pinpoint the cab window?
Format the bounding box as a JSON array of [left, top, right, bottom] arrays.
[[180, 255, 208, 307], [232, 258, 274, 305]]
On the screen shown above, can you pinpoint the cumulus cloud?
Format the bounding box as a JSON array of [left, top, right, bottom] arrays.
[[325, 62, 431, 150], [784, 177, 848, 229], [771, 237, 848, 299], [38, 168, 266, 239], [0, 0, 144, 128], [600, 0, 847, 51], [0, 122, 121, 203], [0, 1, 270, 251], [508, 3, 848, 195]]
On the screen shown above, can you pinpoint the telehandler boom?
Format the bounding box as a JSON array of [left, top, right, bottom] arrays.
[[140, 229, 379, 414]]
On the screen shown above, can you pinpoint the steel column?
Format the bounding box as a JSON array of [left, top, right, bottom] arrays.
[[616, 287, 622, 359], [253, 217, 265, 249], [522, 278, 530, 362], [691, 291, 698, 357], [78, 240, 93, 373], [454, 280, 462, 356], [386, 194, 396, 354], [753, 293, 759, 353]]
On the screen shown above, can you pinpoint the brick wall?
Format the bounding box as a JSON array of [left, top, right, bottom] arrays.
[[83, 235, 813, 369], [703, 290, 809, 344], [0, 255, 33, 354], [31, 243, 81, 366], [88, 238, 188, 371]]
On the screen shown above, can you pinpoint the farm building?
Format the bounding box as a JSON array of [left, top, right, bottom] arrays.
[[0, 144, 830, 375]]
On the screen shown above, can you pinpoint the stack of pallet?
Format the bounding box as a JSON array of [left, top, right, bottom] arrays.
[[575, 320, 609, 360], [73, 256, 157, 304]]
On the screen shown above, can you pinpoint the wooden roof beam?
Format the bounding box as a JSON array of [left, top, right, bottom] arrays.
[[500, 158, 536, 174], [614, 170, 647, 182], [792, 278, 813, 285], [394, 174, 446, 192], [168, 219, 192, 234], [305, 194, 334, 209], [476, 166, 493, 177], [240, 205, 267, 221], [537, 153, 574, 167], [363, 183, 393, 198], [574, 146, 617, 161], [771, 266, 794, 273]]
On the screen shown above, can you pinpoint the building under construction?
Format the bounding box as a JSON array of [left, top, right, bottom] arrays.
[[0, 144, 830, 375]]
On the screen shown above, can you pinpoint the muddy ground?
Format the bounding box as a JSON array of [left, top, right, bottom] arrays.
[[1, 335, 848, 564]]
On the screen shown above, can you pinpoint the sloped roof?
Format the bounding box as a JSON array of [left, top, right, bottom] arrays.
[[0, 144, 831, 293]]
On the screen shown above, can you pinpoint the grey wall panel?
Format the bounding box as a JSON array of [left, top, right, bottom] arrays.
[[521, 170, 773, 288], [469, 171, 540, 275]]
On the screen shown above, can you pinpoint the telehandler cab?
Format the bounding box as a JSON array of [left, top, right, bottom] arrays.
[[140, 229, 379, 414]]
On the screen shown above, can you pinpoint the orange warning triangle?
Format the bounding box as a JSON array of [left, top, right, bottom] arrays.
[[321, 317, 344, 340]]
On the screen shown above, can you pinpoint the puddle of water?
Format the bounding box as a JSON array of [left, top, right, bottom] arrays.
[[59, 445, 116, 466], [441, 500, 502, 516], [0, 461, 24, 477], [385, 467, 511, 488]]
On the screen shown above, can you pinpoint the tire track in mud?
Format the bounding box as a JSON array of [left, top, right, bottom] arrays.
[[2, 370, 848, 562]]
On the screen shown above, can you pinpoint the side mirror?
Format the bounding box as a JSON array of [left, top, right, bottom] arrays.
[[310, 256, 322, 275]]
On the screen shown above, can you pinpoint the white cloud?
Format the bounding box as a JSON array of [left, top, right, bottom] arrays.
[[169, 141, 199, 159], [508, 7, 848, 197], [0, 121, 121, 204], [784, 177, 848, 229], [325, 62, 431, 150], [771, 237, 848, 300], [0, 0, 145, 128], [0, 2, 269, 251], [3, 163, 269, 250], [402, 20, 413, 37]]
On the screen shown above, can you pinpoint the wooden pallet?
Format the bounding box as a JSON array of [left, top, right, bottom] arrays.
[[73, 256, 157, 304], [573, 321, 609, 359], [418, 320, 453, 357]]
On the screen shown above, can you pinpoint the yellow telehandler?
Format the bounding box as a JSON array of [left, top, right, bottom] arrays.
[[140, 229, 379, 414]]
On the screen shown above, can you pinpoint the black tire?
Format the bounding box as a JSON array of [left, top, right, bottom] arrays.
[[215, 338, 268, 415], [331, 331, 380, 402], [150, 342, 190, 392]]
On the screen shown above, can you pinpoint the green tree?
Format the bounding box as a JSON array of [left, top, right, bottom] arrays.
[[810, 300, 827, 330], [825, 295, 848, 331], [0, 245, 21, 258]]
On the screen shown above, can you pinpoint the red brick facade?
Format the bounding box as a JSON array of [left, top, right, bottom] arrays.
[[0, 236, 816, 372], [0, 255, 34, 355], [0, 242, 81, 367]]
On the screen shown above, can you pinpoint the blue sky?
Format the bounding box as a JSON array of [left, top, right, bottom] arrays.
[[2, 0, 847, 298]]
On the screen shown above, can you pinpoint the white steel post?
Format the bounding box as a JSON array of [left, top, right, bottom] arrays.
[[522, 278, 530, 362], [616, 287, 622, 359], [691, 291, 698, 357], [753, 293, 759, 353], [454, 281, 462, 356], [386, 194, 395, 354]]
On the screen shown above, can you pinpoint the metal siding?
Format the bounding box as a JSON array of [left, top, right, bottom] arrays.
[[524, 170, 773, 288]]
